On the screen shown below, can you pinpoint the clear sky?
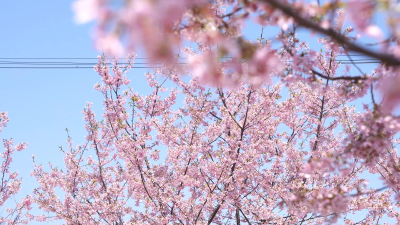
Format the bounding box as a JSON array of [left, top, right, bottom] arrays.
[[0, 1, 392, 224]]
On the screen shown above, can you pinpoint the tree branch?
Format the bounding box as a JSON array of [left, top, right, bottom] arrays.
[[311, 69, 367, 81], [262, 0, 400, 66]]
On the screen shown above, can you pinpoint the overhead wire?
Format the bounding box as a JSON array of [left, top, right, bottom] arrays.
[[0, 54, 369, 60], [0, 56, 383, 69]]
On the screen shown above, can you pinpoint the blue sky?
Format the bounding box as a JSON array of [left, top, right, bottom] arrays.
[[0, 1, 393, 224]]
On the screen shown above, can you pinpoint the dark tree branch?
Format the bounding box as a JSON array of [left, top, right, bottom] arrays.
[[311, 69, 367, 81], [262, 0, 400, 66]]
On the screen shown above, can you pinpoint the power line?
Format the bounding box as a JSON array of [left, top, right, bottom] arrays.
[[0, 56, 382, 69], [0, 54, 372, 60], [0, 61, 380, 65], [0, 58, 377, 63], [0, 63, 382, 69]]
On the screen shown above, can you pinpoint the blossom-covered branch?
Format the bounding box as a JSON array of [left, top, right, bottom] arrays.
[[0, 112, 30, 224]]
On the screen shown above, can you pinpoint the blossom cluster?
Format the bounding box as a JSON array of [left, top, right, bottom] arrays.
[[0, 112, 30, 224]]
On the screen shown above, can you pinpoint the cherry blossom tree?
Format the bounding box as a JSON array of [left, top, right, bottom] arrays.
[[0, 112, 30, 224], [30, 41, 400, 223], [23, 0, 400, 223]]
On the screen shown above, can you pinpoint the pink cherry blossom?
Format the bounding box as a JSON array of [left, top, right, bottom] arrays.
[[29, 46, 400, 223], [9, 0, 400, 223], [0, 112, 30, 224]]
